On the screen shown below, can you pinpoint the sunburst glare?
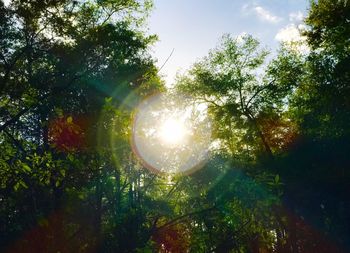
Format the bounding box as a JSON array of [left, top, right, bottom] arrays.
[[132, 93, 212, 174], [159, 117, 188, 146]]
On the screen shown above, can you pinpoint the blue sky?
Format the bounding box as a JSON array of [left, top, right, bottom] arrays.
[[148, 0, 310, 86]]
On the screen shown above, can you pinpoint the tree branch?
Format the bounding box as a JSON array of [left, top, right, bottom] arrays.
[[245, 79, 275, 109], [158, 48, 174, 73], [0, 74, 81, 133], [156, 206, 218, 231]]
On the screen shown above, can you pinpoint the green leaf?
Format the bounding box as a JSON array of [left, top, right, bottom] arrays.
[[20, 181, 28, 189], [13, 182, 19, 191], [105, 97, 113, 103], [67, 154, 74, 162], [274, 174, 280, 183], [22, 164, 32, 173], [14, 181, 28, 191], [60, 169, 66, 177]]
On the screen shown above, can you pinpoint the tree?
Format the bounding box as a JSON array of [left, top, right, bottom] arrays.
[[174, 34, 289, 252], [1, 0, 350, 252], [265, 1, 350, 251], [176, 34, 299, 160], [0, 0, 164, 252]]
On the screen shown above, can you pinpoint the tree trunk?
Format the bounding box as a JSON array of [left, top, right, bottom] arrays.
[[95, 173, 103, 247], [245, 111, 274, 159]]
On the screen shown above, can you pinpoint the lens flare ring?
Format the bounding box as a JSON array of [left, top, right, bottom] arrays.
[[131, 93, 212, 175]]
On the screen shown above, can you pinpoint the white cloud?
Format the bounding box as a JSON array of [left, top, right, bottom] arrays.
[[275, 24, 309, 53], [289, 11, 304, 22], [275, 24, 308, 43], [241, 4, 282, 24], [275, 24, 301, 42], [254, 6, 282, 23]]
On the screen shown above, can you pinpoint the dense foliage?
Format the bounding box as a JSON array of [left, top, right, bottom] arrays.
[[0, 0, 349, 252]]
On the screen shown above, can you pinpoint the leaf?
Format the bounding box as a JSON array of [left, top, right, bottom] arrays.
[[22, 164, 32, 173], [67, 116, 73, 123], [20, 181, 28, 189], [274, 174, 280, 183], [60, 169, 66, 177], [38, 218, 49, 227], [14, 182, 19, 191], [67, 154, 74, 162], [55, 108, 63, 117], [105, 97, 113, 103], [14, 181, 28, 191]]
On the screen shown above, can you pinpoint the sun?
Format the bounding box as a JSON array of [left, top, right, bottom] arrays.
[[132, 93, 212, 174], [159, 118, 187, 145]]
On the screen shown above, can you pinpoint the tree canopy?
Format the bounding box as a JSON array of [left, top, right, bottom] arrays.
[[1, 0, 350, 252]]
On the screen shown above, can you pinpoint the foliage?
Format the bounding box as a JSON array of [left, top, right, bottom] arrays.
[[1, 0, 350, 252]]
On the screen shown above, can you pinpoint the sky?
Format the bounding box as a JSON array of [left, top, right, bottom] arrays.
[[148, 0, 310, 86], [2, 0, 309, 86]]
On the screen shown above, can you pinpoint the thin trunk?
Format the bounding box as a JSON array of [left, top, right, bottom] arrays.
[[115, 169, 121, 216], [95, 174, 103, 245], [245, 111, 273, 159], [128, 183, 133, 207]]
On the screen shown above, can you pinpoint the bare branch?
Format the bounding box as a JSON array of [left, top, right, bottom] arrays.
[[158, 48, 175, 73]]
